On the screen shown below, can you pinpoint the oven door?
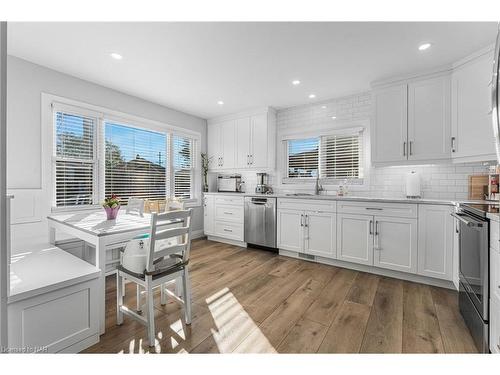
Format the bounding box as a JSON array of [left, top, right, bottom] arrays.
[[452, 211, 489, 320]]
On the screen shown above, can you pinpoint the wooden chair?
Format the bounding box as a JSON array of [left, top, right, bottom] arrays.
[[125, 198, 145, 216], [116, 209, 193, 347]]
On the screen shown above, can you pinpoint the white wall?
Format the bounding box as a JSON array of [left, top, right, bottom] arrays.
[[7, 56, 207, 252]]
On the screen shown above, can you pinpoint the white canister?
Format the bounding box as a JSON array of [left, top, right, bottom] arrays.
[[405, 171, 421, 198]]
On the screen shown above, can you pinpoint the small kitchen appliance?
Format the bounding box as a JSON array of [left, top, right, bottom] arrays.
[[217, 174, 243, 192], [405, 171, 421, 198], [255, 172, 273, 194]]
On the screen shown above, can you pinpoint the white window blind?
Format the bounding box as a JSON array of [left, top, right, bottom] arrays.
[[105, 122, 167, 204], [172, 134, 194, 199], [287, 137, 319, 178], [54, 111, 96, 207], [320, 132, 363, 180]]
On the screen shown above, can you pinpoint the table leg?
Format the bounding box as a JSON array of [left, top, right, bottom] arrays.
[[48, 225, 56, 246], [94, 237, 107, 335]]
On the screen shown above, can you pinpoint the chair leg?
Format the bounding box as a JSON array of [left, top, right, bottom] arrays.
[[175, 276, 183, 298], [146, 278, 156, 347], [122, 277, 126, 297], [136, 284, 142, 313], [116, 272, 124, 325], [182, 269, 192, 325], [160, 283, 167, 306]]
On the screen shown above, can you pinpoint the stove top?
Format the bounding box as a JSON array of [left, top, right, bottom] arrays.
[[461, 203, 499, 218]]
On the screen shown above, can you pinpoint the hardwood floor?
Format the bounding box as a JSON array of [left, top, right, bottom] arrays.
[[83, 239, 479, 354]]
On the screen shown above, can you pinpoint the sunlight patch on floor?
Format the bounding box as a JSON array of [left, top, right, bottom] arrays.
[[205, 287, 276, 353]]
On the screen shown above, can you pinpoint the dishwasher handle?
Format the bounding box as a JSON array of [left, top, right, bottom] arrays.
[[249, 197, 273, 205], [450, 212, 484, 228]]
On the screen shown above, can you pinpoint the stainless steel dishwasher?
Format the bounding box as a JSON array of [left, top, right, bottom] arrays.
[[244, 196, 277, 249]]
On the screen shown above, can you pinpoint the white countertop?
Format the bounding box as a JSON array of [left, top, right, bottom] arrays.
[[9, 246, 101, 303], [204, 191, 493, 206]]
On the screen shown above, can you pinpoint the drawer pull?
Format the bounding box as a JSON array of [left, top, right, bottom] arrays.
[[223, 211, 234, 215], [223, 228, 233, 232], [365, 207, 383, 211]]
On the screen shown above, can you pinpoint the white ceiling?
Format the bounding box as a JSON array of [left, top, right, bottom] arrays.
[[7, 22, 498, 119]]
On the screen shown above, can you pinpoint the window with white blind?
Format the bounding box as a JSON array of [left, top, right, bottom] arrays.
[[172, 135, 194, 199], [52, 100, 200, 209], [285, 129, 364, 182], [105, 122, 167, 204], [54, 111, 97, 207]]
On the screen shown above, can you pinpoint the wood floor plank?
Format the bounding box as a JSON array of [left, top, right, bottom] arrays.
[[268, 257, 302, 278], [277, 318, 329, 353], [317, 301, 371, 353], [303, 268, 357, 326], [360, 277, 404, 353], [248, 278, 324, 348], [430, 287, 478, 353], [346, 272, 380, 306], [402, 282, 444, 353]]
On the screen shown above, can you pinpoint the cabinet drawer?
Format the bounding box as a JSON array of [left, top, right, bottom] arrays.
[[337, 201, 417, 218], [491, 221, 499, 253], [491, 247, 500, 302], [491, 296, 500, 354], [215, 195, 244, 206], [215, 205, 244, 223], [277, 198, 336, 213], [215, 221, 244, 241]]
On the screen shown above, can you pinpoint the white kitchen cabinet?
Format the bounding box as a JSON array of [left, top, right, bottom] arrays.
[[491, 296, 500, 354], [451, 49, 496, 162], [208, 108, 276, 171], [304, 211, 336, 258], [373, 216, 418, 273], [407, 75, 451, 161], [203, 195, 215, 236], [372, 84, 408, 164], [417, 205, 454, 280], [277, 209, 304, 252], [207, 120, 236, 170], [336, 213, 373, 266]]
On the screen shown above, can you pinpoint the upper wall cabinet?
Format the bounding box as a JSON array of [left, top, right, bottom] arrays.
[[372, 73, 451, 165], [451, 49, 496, 162], [208, 108, 276, 171]]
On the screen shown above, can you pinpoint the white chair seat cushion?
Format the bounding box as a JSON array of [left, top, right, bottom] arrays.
[[121, 238, 180, 274]]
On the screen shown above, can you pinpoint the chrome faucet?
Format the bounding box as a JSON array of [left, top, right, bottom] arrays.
[[315, 175, 324, 195]]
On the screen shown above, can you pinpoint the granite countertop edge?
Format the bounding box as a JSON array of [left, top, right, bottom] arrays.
[[203, 191, 497, 207]]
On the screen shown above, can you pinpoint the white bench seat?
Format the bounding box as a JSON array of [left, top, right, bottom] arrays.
[[7, 246, 101, 353]]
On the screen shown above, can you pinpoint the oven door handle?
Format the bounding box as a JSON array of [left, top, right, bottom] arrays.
[[450, 212, 484, 228]]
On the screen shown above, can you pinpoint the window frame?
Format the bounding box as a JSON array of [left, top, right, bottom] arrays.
[[281, 126, 366, 186], [48, 96, 201, 212]]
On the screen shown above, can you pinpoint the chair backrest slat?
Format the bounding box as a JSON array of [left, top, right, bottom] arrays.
[[146, 209, 192, 272]]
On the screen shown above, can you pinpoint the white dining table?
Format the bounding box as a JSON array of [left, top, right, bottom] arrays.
[[47, 210, 175, 335]]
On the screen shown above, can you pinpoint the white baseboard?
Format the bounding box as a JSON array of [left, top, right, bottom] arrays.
[[191, 229, 204, 239], [207, 235, 247, 248], [279, 249, 456, 290]]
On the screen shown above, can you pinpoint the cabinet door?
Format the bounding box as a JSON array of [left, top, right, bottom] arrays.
[[336, 214, 373, 265], [451, 51, 496, 161], [203, 195, 215, 235], [408, 75, 451, 161], [235, 117, 251, 169], [304, 211, 336, 259], [250, 113, 268, 168], [207, 123, 221, 170], [491, 296, 500, 354], [220, 120, 236, 169], [417, 205, 454, 280], [277, 209, 303, 252], [372, 84, 408, 163], [373, 216, 418, 274]]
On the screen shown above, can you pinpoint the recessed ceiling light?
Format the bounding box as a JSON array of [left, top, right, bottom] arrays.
[[321, 105, 327, 109], [110, 52, 123, 60], [418, 43, 431, 51], [308, 94, 316, 99], [217, 100, 224, 105], [292, 80, 301, 85], [331, 116, 337, 120]]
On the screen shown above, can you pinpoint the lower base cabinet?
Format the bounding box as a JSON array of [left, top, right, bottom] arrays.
[[491, 296, 500, 354], [277, 208, 336, 258], [336, 214, 373, 265]]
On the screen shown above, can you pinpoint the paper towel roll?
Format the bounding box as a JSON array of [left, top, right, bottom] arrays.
[[406, 171, 421, 198]]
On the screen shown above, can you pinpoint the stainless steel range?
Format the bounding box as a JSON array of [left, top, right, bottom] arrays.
[[453, 203, 498, 353]]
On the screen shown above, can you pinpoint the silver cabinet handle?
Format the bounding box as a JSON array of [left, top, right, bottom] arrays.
[[300, 214, 304, 227], [223, 211, 233, 215], [369, 220, 373, 235], [451, 137, 456, 153], [250, 155, 253, 165], [403, 141, 406, 157], [375, 221, 379, 235], [409, 141, 413, 156], [366, 207, 383, 211], [247, 155, 250, 166], [304, 214, 309, 228], [223, 228, 233, 232]]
